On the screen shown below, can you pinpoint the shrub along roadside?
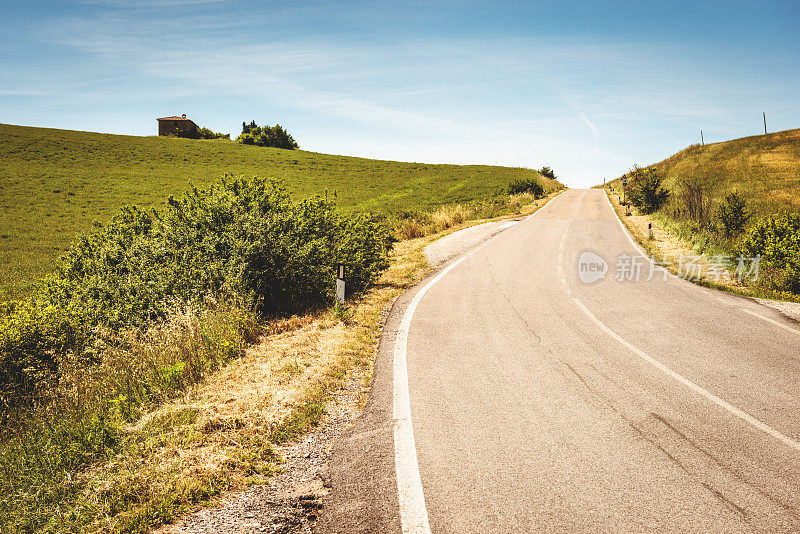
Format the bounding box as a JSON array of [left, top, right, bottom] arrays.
[[737, 213, 800, 295], [507, 177, 544, 197], [623, 166, 670, 215], [394, 190, 551, 240], [0, 176, 395, 532], [1, 177, 394, 415], [718, 191, 751, 239], [605, 185, 800, 301]]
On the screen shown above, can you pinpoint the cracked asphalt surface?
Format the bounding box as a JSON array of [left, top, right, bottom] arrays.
[[319, 189, 800, 532]]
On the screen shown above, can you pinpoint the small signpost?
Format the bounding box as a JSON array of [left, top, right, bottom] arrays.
[[622, 175, 628, 214], [335, 263, 346, 305]]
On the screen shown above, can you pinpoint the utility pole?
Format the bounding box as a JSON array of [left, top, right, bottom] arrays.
[[763, 112, 767, 135], [700, 130, 704, 146]]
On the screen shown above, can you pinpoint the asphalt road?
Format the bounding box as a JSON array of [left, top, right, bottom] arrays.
[[319, 189, 800, 533]]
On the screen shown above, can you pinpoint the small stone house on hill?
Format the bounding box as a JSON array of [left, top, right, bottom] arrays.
[[157, 114, 199, 138]]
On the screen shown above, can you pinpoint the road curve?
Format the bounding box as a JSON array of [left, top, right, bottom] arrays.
[[319, 189, 800, 533]]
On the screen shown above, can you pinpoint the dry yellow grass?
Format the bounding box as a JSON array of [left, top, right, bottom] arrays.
[[395, 190, 549, 240], [638, 128, 800, 215]]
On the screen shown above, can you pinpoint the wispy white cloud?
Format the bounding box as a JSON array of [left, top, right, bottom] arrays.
[[0, 88, 53, 96], [578, 112, 598, 138]]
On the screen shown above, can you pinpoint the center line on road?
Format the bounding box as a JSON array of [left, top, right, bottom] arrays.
[[570, 295, 800, 453]]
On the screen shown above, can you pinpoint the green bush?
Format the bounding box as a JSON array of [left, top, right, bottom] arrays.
[[0, 303, 85, 418], [717, 191, 751, 238], [237, 121, 298, 149], [736, 213, 800, 294], [507, 178, 544, 197], [624, 166, 670, 214], [0, 177, 394, 416], [198, 127, 230, 140]]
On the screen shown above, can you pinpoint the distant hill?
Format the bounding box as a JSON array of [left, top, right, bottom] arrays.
[[0, 123, 559, 300], [610, 128, 800, 217]]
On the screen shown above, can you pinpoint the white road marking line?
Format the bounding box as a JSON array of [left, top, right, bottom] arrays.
[[740, 308, 800, 338], [393, 191, 570, 532], [571, 297, 800, 452], [394, 258, 466, 533], [498, 220, 520, 229], [604, 192, 649, 257], [565, 192, 800, 452]]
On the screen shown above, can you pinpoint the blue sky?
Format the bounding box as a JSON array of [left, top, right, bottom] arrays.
[[1, 0, 798, 187]]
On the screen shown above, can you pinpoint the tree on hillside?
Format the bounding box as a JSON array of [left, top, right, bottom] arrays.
[[539, 166, 557, 180], [624, 166, 670, 214], [718, 191, 751, 238], [198, 127, 230, 140], [237, 121, 298, 149]]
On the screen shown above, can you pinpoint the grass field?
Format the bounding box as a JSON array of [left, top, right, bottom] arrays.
[[607, 127, 800, 217], [0, 123, 558, 301]]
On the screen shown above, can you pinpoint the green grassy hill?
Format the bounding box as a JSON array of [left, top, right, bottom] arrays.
[[0, 123, 558, 300], [608, 128, 800, 217]]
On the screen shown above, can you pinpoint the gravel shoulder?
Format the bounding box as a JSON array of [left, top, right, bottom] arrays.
[[752, 298, 800, 322], [156, 370, 368, 534]]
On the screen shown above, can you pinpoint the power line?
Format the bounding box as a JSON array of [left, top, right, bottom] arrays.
[[766, 103, 800, 116], [709, 116, 760, 135], [700, 102, 799, 142]]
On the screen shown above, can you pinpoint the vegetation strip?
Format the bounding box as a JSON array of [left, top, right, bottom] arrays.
[[604, 187, 799, 303]]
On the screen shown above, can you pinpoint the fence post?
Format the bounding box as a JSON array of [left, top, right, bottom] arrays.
[[335, 263, 345, 305]]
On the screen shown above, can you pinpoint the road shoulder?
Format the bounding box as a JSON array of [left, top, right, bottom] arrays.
[[602, 187, 800, 323]]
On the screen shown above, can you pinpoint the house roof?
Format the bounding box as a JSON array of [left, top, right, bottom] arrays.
[[157, 115, 194, 121]]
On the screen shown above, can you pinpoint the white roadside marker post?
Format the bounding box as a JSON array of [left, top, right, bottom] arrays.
[[648, 222, 653, 239], [336, 263, 346, 306]]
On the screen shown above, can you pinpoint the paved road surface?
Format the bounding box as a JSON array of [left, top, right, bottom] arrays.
[[319, 189, 800, 533]]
